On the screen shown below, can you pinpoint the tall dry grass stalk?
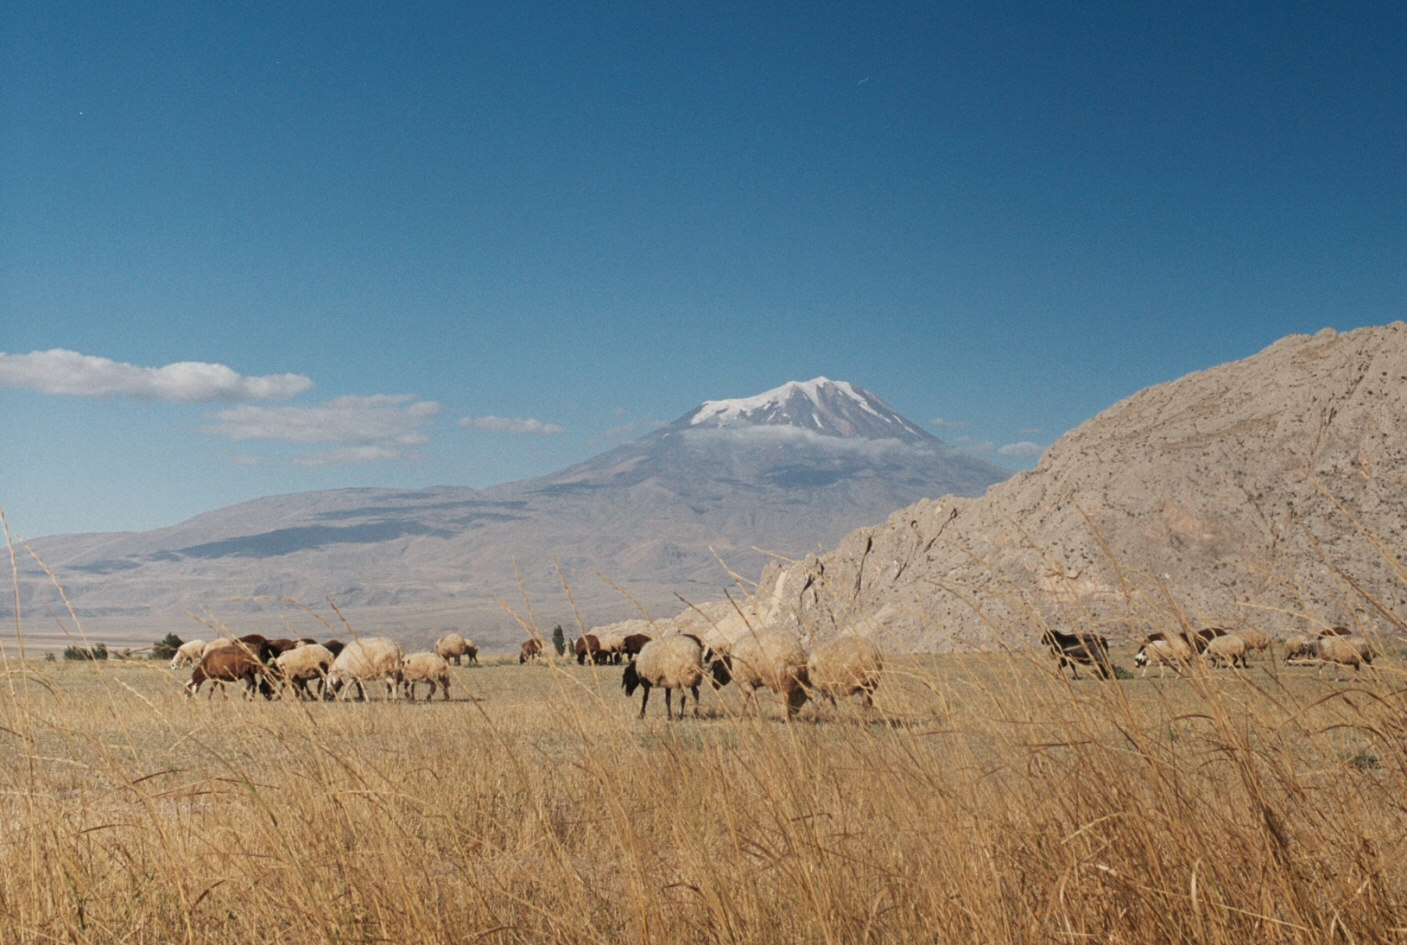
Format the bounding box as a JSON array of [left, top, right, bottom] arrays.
[[2, 520, 1406, 942]]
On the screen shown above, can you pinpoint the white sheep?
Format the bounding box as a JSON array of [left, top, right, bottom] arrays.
[[1133, 637, 1191, 678], [402, 652, 452, 701], [326, 637, 405, 700], [1284, 634, 1318, 663], [712, 630, 809, 719], [274, 643, 335, 700], [806, 635, 883, 708], [622, 634, 707, 719], [1233, 628, 1273, 659], [434, 632, 478, 666], [1318, 635, 1367, 677], [169, 639, 207, 670], [1203, 633, 1248, 669]]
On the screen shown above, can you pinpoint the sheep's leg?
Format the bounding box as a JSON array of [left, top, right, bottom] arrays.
[[665, 688, 675, 720], [638, 682, 651, 719], [689, 685, 700, 718]]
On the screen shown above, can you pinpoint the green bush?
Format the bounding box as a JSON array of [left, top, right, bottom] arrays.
[[62, 643, 108, 661], [151, 633, 184, 661]]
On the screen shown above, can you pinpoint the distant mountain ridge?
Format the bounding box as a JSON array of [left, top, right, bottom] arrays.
[[9, 379, 1010, 651]]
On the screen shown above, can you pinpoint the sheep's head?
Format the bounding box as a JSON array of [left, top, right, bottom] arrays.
[[1133, 648, 1149, 668], [622, 662, 641, 697], [709, 656, 733, 690]]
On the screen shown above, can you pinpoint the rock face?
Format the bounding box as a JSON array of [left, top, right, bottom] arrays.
[[694, 325, 1407, 651], [8, 379, 1009, 652]]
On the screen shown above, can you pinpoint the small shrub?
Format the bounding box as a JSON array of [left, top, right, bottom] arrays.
[[62, 643, 108, 661], [151, 633, 184, 661]]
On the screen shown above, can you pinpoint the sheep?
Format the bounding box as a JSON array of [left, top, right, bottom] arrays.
[[273, 643, 335, 700], [1134, 637, 1191, 678], [326, 638, 405, 700], [169, 639, 207, 670], [185, 647, 269, 699], [1284, 634, 1318, 663], [1233, 628, 1273, 660], [520, 638, 544, 664], [434, 632, 478, 666], [1041, 629, 1113, 680], [595, 632, 627, 664], [622, 634, 706, 719], [1317, 634, 1366, 677], [711, 630, 809, 719], [575, 634, 605, 665], [622, 633, 654, 661], [322, 639, 346, 658], [1203, 633, 1248, 669], [806, 635, 883, 708], [402, 652, 452, 701]]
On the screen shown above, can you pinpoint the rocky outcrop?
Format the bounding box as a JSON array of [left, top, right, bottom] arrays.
[[723, 324, 1407, 651]]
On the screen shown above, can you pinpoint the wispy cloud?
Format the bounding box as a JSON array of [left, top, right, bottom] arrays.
[[0, 349, 313, 402], [930, 416, 967, 431], [459, 415, 564, 437], [205, 395, 441, 451], [997, 440, 1044, 458]]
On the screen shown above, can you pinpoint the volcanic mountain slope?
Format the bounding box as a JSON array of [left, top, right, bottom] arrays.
[[11, 379, 1009, 651], [636, 325, 1407, 653]]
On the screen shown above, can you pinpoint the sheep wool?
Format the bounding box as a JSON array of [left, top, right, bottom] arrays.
[[624, 634, 707, 719], [402, 652, 452, 701], [719, 630, 810, 718], [807, 635, 883, 707]]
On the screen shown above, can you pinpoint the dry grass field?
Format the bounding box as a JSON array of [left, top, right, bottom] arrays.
[[1, 625, 1405, 944]]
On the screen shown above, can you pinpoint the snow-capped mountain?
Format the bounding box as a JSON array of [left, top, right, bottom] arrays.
[[11, 380, 1011, 652], [681, 378, 935, 442]]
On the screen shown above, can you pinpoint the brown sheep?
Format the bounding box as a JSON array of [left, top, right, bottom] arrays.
[[520, 638, 544, 664], [575, 634, 603, 665], [186, 648, 269, 699]]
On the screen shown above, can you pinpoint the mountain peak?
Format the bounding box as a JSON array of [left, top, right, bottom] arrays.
[[677, 378, 936, 443]]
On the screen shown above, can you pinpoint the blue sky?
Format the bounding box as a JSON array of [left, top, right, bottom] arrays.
[[3, 2, 1404, 539]]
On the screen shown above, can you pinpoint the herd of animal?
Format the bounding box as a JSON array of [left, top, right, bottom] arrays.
[[1042, 624, 1381, 680], [170, 631, 478, 701], [171, 624, 885, 721]]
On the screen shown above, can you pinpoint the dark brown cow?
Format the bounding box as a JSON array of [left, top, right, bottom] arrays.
[[186, 648, 269, 699]]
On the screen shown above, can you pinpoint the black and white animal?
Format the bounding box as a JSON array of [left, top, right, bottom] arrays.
[[1041, 629, 1113, 680]]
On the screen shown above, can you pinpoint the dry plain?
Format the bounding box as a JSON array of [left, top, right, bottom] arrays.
[[1, 634, 1405, 944]]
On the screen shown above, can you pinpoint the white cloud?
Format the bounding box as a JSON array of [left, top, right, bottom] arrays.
[[205, 394, 441, 448], [930, 416, 967, 430], [0, 349, 313, 402], [997, 441, 1045, 458], [459, 415, 564, 437]]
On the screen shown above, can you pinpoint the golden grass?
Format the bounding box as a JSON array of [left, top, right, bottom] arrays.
[[0, 641, 1403, 944]]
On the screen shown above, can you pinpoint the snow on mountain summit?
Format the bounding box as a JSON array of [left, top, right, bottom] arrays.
[[679, 378, 936, 443]]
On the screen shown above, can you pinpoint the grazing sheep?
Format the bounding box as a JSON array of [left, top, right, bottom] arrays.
[[712, 630, 809, 719], [1317, 634, 1366, 677], [807, 635, 884, 708], [622, 633, 654, 661], [595, 632, 627, 664], [185, 648, 269, 699], [1041, 629, 1113, 680], [1134, 637, 1192, 678], [520, 638, 544, 664], [1203, 633, 1248, 669], [402, 652, 452, 701], [434, 632, 478, 666], [622, 634, 706, 719], [575, 634, 608, 665], [1233, 628, 1273, 660], [1284, 634, 1318, 663], [273, 643, 335, 700], [326, 638, 405, 700], [169, 639, 207, 670]]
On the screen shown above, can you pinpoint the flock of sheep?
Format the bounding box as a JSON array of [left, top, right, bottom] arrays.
[[170, 623, 885, 721], [170, 631, 478, 701], [1045, 624, 1381, 680]]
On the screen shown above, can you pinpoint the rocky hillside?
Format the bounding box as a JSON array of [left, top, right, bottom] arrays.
[[623, 325, 1407, 652]]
